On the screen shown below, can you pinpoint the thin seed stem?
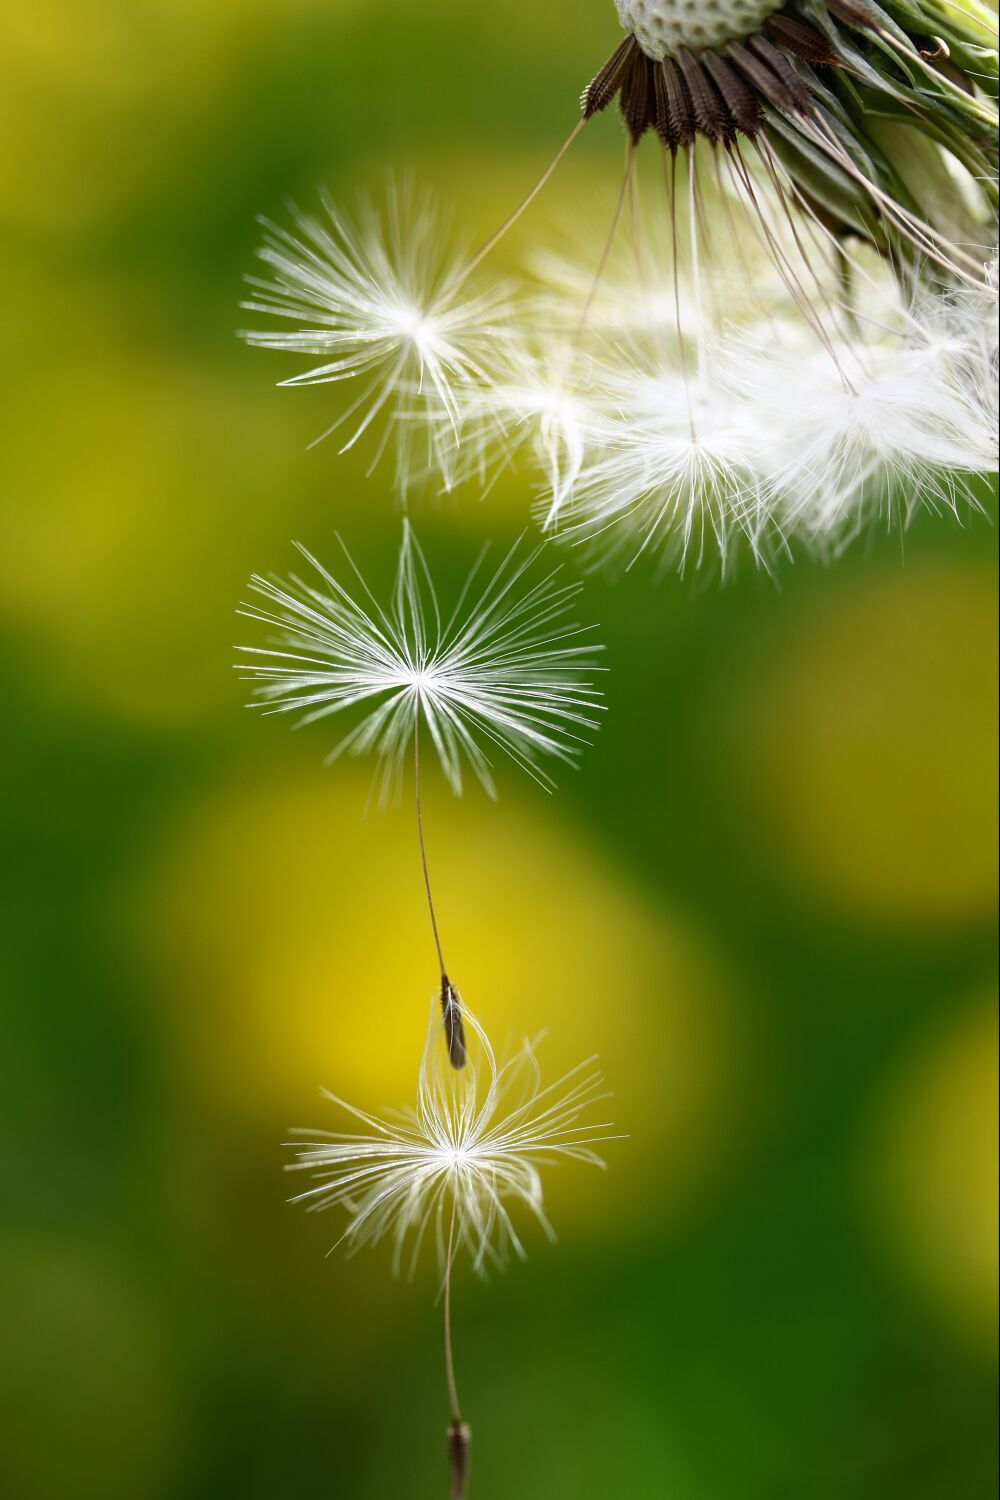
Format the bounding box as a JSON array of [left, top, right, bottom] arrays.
[[444, 1186, 462, 1426], [576, 135, 636, 338], [414, 706, 447, 980], [687, 143, 705, 384], [430, 117, 587, 314], [662, 145, 697, 443], [414, 706, 467, 1071]]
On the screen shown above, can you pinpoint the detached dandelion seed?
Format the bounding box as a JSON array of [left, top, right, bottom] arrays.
[[237, 524, 604, 1065], [240, 182, 515, 496], [287, 1000, 619, 1274], [287, 999, 621, 1497], [236, 522, 604, 800]]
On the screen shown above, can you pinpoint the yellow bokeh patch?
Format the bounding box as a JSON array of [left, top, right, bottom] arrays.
[[866, 998, 998, 1350], [721, 564, 998, 927]]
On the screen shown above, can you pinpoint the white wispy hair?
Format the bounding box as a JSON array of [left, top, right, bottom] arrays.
[[237, 522, 604, 802], [446, 342, 600, 523], [737, 322, 999, 545], [240, 183, 514, 494], [528, 213, 789, 342], [285, 999, 619, 1276], [516, 248, 998, 570], [551, 354, 775, 573], [912, 249, 999, 440], [531, 243, 710, 339], [720, 253, 1000, 544]]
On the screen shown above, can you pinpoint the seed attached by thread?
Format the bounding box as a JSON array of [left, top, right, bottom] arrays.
[[447, 1420, 471, 1499], [441, 978, 468, 1070]]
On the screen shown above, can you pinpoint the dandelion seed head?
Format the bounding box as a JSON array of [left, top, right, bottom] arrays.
[[615, 0, 782, 59], [286, 1000, 620, 1276], [584, 1, 997, 331], [237, 522, 604, 803]]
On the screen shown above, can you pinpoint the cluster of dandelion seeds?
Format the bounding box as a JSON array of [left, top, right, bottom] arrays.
[[242, 0, 998, 571]]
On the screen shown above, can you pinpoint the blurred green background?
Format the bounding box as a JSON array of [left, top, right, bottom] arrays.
[[1, 3, 997, 1497]]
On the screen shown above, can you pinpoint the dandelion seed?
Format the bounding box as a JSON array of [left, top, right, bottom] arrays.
[[237, 522, 604, 802], [554, 351, 775, 573], [447, 1420, 471, 1500], [240, 183, 514, 495], [285, 1000, 620, 1277], [448, 342, 600, 523], [287, 1000, 620, 1498], [238, 524, 604, 1066]]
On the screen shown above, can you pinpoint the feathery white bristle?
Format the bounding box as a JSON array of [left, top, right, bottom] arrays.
[[240, 183, 515, 495], [752, 340, 996, 537], [285, 1001, 620, 1276], [556, 357, 774, 573], [447, 343, 600, 523], [513, 216, 998, 569], [237, 523, 605, 802]]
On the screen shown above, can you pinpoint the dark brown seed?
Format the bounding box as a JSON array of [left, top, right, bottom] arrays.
[[765, 14, 838, 65], [582, 35, 639, 118], [748, 34, 815, 111], [660, 56, 696, 150], [653, 62, 676, 150], [618, 49, 657, 142], [644, 53, 659, 138], [702, 49, 764, 137], [727, 39, 806, 114], [676, 45, 733, 143], [441, 977, 467, 1070], [448, 1421, 471, 1500]]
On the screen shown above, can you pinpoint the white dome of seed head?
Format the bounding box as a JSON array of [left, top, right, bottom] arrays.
[[615, 0, 784, 58]]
